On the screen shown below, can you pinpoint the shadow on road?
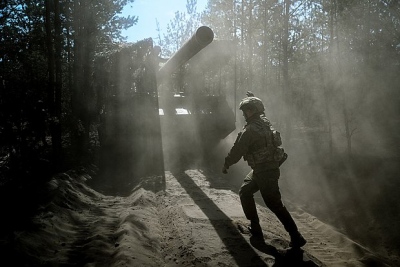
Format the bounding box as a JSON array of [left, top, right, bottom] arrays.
[[249, 237, 319, 267], [172, 170, 319, 266], [172, 170, 269, 266]]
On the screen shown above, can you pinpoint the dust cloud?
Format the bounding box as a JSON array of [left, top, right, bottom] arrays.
[[100, 12, 399, 259], [152, 6, 400, 260]]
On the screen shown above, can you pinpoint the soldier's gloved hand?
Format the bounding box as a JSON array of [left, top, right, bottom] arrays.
[[222, 165, 228, 174], [246, 91, 254, 97]]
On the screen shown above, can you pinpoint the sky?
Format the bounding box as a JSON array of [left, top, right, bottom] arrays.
[[121, 0, 208, 43]]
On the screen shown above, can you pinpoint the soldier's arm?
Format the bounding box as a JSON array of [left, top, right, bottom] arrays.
[[224, 128, 253, 168]]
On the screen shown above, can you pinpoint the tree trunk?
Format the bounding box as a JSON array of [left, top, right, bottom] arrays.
[[282, 0, 292, 141], [333, 0, 352, 158], [45, 0, 63, 167], [247, 0, 253, 91], [262, 2, 268, 93], [53, 0, 62, 167], [45, 0, 55, 128], [323, 0, 337, 160], [240, 0, 245, 94], [72, 0, 86, 161], [318, 62, 333, 160], [81, 6, 95, 158], [232, 0, 238, 121]]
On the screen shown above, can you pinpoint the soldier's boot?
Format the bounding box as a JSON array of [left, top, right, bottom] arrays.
[[248, 220, 263, 237], [269, 204, 306, 247], [289, 231, 307, 248]]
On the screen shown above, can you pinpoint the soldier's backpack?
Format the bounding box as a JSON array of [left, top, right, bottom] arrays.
[[244, 125, 287, 167]]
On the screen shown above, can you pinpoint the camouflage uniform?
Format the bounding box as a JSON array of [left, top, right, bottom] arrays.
[[224, 105, 306, 247]]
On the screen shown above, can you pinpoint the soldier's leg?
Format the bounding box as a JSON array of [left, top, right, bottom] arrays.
[[255, 169, 306, 247], [239, 170, 260, 223], [239, 170, 263, 236]]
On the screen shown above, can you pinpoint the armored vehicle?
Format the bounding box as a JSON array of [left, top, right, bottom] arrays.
[[97, 26, 236, 184], [157, 26, 236, 169]]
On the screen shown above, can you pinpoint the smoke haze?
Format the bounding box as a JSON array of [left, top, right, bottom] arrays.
[[154, 0, 400, 259]]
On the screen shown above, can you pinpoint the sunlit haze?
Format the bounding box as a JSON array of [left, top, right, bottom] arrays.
[[1, 1, 399, 265]]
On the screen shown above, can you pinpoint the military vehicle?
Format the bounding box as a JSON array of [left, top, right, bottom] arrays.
[[156, 26, 236, 169], [97, 26, 236, 185]]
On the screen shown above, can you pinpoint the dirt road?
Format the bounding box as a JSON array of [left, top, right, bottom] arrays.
[[1, 168, 393, 266]]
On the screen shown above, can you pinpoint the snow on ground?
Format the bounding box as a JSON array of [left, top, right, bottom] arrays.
[[1, 168, 396, 266]]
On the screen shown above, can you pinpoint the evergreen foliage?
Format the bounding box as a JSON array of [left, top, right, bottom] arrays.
[[0, 0, 138, 182]]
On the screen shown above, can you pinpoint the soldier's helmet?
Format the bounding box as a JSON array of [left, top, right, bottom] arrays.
[[239, 96, 265, 113]]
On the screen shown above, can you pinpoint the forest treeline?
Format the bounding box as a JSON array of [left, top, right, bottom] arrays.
[[0, 0, 138, 181], [1, 0, 400, 182], [160, 0, 400, 160]]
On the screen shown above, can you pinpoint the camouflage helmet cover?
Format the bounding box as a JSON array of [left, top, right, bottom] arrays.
[[239, 96, 265, 113]]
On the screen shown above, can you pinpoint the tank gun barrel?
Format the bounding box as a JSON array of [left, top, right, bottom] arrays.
[[157, 26, 214, 83]]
